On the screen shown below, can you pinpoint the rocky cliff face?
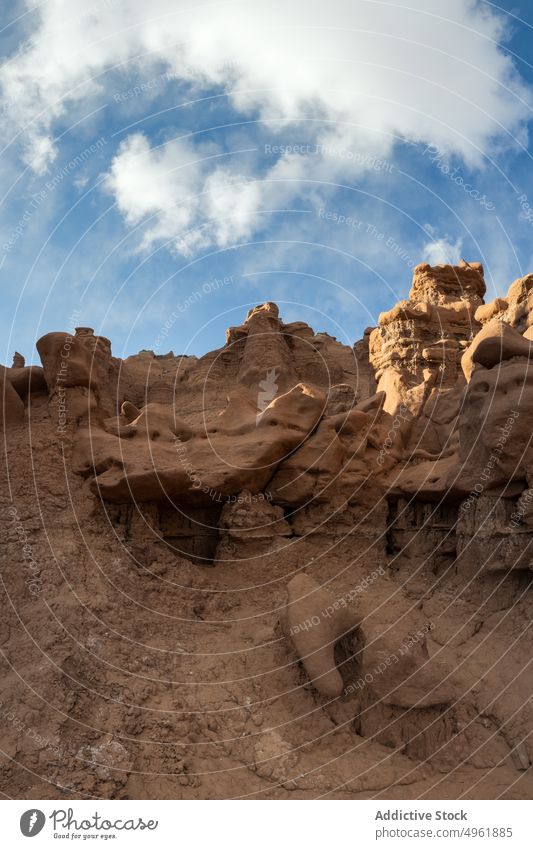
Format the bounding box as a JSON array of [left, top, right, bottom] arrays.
[[1, 262, 531, 800], [369, 260, 484, 414]]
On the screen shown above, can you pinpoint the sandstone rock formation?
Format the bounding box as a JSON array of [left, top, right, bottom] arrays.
[[1, 266, 532, 800], [281, 572, 360, 698], [0, 365, 25, 427], [73, 383, 325, 504], [369, 260, 484, 414], [1, 356, 46, 428]]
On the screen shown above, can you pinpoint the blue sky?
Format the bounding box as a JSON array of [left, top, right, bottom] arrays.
[[1, 0, 533, 363]]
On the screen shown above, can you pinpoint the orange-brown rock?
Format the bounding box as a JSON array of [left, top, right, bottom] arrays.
[[0, 365, 25, 428], [1, 270, 532, 802], [1, 356, 47, 430], [74, 383, 326, 505], [462, 319, 533, 381], [458, 361, 531, 489], [370, 260, 484, 414], [269, 405, 392, 509], [477, 273, 533, 331], [215, 491, 291, 564], [281, 573, 360, 698], [37, 330, 100, 392]]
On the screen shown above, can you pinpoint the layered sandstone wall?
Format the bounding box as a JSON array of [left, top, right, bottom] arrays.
[[1, 261, 531, 800]]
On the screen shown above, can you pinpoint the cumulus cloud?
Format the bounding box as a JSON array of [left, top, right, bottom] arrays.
[[1, 0, 530, 254], [2, 0, 528, 168], [423, 229, 464, 265], [104, 133, 266, 255]]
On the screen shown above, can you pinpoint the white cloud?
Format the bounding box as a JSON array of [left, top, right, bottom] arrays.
[[1, 0, 528, 170], [422, 227, 463, 265], [22, 135, 57, 175], [104, 133, 264, 255], [1, 0, 530, 256]]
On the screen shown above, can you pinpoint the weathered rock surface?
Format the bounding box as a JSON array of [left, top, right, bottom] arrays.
[[281, 572, 360, 698], [369, 260, 483, 414], [1, 266, 531, 800], [73, 383, 325, 504]]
